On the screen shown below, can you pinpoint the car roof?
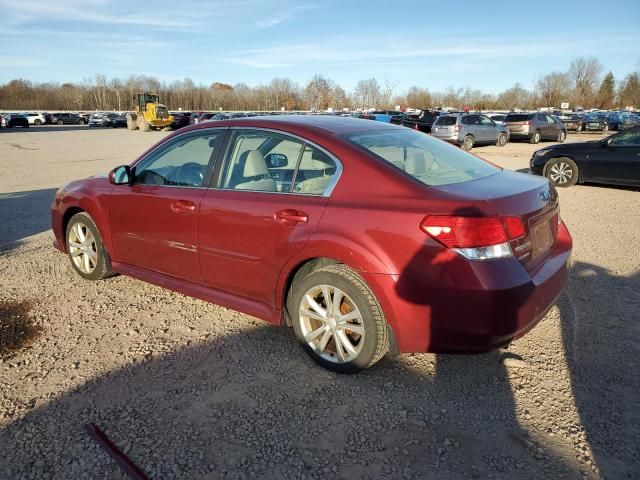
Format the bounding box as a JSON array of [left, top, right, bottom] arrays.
[[187, 114, 400, 136]]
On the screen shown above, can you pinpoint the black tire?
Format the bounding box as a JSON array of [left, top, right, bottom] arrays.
[[289, 264, 388, 373], [603, 124, 609, 133], [65, 212, 113, 280], [557, 130, 566, 143], [576, 124, 582, 133], [461, 135, 474, 151], [24, 124, 29, 128], [544, 157, 578, 188], [530, 130, 541, 144], [57, 120, 63, 125], [496, 133, 508, 147], [78, 119, 84, 125], [34, 119, 41, 126]]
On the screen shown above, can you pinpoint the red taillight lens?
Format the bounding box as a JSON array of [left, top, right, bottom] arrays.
[[526, 120, 533, 125], [414, 123, 419, 130], [454, 124, 460, 133], [420, 215, 525, 248]]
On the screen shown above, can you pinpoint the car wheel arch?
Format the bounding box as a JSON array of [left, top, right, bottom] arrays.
[[61, 200, 114, 257]]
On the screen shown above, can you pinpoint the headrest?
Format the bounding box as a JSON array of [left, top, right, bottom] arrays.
[[311, 149, 334, 170], [405, 152, 427, 175], [243, 150, 268, 177]]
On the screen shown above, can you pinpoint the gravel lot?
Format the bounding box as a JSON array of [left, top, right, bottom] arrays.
[[1, 125, 639, 480]]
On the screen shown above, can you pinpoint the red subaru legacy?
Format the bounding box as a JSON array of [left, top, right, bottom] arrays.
[[51, 116, 572, 373]]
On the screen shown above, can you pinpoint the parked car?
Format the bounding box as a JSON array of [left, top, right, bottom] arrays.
[[582, 113, 609, 132], [603, 112, 626, 131], [202, 114, 230, 123], [50, 112, 83, 125], [25, 112, 47, 126], [620, 114, 640, 130], [401, 109, 443, 133], [79, 113, 91, 124], [52, 116, 572, 373], [530, 126, 640, 187], [89, 113, 127, 128], [431, 113, 509, 150], [1, 113, 29, 128], [557, 113, 584, 133], [487, 114, 507, 125], [188, 112, 203, 125], [369, 110, 406, 124], [504, 112, 567, 144], [170, 112, 191, 130]]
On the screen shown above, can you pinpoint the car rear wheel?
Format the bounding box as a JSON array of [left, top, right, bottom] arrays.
[[57, 120, 63, 125], [496, 133, 508, 147], [66, 212, 113, 280], [530, 130, 541, 144], [34, 119, 41, 126], [545, 157, 578, 187], [461, 135, 474, 151], [290, 264, 388, 373], [576, 124, 582, 133], [603, 124, 609, 132], [557, 130, 566, 143]]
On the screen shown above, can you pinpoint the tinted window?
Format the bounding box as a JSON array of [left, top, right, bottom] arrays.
[[435, 116, 457, 126], [220, 130, 304, 193], [135, 130, 224, 187], [536, 114, 547, 121], [466, 115, 481, 125], [505, 114, 534, 122], [609, 129, 640, 146], [346, 128, 499, 187], [479, 116, 494, 126]]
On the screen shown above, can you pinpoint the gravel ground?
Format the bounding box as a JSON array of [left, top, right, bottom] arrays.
[[0, 126, 639, 480]]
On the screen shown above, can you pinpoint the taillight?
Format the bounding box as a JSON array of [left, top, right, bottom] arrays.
[[454, 124, 460, 133], [420, 215, 525, 260], [414, 123, 419, 130], [526, 120, 533, 126]]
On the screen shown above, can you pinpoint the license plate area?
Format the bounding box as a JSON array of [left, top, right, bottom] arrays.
[[531, 219, 553, 259]]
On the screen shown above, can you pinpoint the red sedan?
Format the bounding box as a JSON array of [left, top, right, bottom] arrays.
[[51, 116, 572, 373]]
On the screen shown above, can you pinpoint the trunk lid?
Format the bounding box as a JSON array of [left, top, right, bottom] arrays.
[[434, 170, 559, 272]]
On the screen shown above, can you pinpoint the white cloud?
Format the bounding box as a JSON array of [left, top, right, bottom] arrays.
[[256, 4, 316, 29]]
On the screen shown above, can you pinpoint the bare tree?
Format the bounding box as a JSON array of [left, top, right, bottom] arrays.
[[568, 57, 603, 108], [535, 72, 571, 108]]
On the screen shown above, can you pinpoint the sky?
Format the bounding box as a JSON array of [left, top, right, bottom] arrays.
[[1, 0, 639, 94]]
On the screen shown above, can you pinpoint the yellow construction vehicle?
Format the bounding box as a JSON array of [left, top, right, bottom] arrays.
[[126, 93, 173, 131]]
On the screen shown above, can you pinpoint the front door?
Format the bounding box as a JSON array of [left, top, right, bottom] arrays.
[[586, 129, 640, 184], [110, 128, 227, 281], [198, 129, 340, 309]]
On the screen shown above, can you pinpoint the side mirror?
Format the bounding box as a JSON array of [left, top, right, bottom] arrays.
[[109, 165, 132, 185], [265, 153, 288, 168]]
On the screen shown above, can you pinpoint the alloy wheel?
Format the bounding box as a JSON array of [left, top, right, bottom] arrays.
[[68, 222, 98, 274], [548, 162, 573, 185], [298, 285, 365, 363]]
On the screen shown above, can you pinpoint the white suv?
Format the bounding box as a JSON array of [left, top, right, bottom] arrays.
[[26, 112, 47, 125]]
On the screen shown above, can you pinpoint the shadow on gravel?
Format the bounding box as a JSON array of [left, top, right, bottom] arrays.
[[0, 300, 40, 357], [0, 188, 57, 253], [0, 324, 579, 480], [558, 262, 640, 479]]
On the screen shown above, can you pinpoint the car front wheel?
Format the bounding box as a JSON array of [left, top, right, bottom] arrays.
[[66, 212, 113, 280], [545, 157, 578, 187], [290, 264, 388, 373], [557, 130, 566, 143], [461, 135, 474, 151], [496, 133, 508, 147]]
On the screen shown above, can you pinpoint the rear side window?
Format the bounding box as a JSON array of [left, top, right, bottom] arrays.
[[435, 116, 457, 126], [505, 114, 534, 122], [345, 128, 499, 187]]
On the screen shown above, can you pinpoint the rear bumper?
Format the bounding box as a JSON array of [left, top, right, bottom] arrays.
[[367, 222, 572, 354]]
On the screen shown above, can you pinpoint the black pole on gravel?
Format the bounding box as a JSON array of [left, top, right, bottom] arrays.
[[85, 423, 149, 480]]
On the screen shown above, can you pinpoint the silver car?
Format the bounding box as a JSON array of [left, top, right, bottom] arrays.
[[431, 113, 510, 151]]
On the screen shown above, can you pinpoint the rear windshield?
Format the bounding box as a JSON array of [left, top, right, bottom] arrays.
[[505, 114, 534, 122], [435, 116, 457, 126], [345, 129, 499, 187]]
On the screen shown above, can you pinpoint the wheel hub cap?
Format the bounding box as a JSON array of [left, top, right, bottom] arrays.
[[68, 222, 98, 274], [299, 285, 365, 364]]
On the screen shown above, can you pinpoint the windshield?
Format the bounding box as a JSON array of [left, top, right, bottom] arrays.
[[345, 128, 499, 187], [435, 116, 457, 126]]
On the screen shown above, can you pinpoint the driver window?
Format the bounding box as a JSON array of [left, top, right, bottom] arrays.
[[479, 116, 493, 126], [134, 131, 224, 187], [609, 130, 640, 146]]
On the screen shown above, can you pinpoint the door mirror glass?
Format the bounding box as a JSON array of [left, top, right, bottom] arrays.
[[265, 153, 288, 168], [109, 165, 131, 185]]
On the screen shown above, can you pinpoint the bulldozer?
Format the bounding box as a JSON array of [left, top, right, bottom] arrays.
[[126, 93, 173, 131]]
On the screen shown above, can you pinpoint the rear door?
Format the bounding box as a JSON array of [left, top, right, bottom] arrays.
[[198, 129, 340, 309]]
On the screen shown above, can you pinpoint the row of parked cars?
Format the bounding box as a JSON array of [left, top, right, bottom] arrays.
[[0, 111, 132, 128]]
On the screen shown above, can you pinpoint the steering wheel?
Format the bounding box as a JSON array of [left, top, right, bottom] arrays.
[[175, 162, 204, 186]]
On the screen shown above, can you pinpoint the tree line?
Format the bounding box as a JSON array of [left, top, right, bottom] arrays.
[[1, 57, 638, 112]]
